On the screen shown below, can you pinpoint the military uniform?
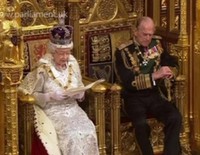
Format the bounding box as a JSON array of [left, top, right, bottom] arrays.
[[114, 37, 182, 155]]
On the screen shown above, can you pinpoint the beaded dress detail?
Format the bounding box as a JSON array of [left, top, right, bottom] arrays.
[[18, 54, 99, 155]]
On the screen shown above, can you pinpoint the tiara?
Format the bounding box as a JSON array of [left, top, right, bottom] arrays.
[[50, 25, 73, 46]]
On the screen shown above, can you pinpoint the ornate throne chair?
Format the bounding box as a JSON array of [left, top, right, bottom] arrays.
[[75, 6, 190, 155], [77, 18, 167, 155], [16, 0, 190, 155], [17, 0, 112, 154]]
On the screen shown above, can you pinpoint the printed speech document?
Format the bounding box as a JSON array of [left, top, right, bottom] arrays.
[[64, 79, 105, 96]]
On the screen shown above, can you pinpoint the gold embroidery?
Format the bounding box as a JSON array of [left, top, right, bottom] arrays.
[[135, 74, 152, 90], [145, 74, 151, 88], [126, 49, 138, 68], [121, 50, 133, 70], [121, 44, 161, 73], [122, 48, 140, 73], [118, 40, 133, 50]]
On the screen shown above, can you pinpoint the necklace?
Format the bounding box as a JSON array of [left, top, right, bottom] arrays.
[[43, 64, 73, 90]]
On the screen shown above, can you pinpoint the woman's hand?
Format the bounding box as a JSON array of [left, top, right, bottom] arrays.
[[72, 92, 85, 102], [49, 90, 67, 101]]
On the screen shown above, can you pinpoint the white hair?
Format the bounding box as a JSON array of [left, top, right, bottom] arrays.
[[47, 41, 73, 53]]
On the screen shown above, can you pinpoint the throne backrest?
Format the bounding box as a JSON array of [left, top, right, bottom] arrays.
[[22, 27, 52, 75], [82, 26, 134, 84]]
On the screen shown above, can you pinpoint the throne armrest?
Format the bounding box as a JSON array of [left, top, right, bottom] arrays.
[[18, 92, 35, 104], [18, 90, 35, 155], [174, 74, 186, 111]]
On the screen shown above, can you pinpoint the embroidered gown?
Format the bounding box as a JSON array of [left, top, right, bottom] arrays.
[[18, 53, 99, 155]]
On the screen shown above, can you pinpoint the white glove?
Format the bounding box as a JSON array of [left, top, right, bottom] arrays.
[[48, 90, 67, 101]]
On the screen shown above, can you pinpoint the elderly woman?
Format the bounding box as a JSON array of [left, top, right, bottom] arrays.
[[18, 25, 99, 155]]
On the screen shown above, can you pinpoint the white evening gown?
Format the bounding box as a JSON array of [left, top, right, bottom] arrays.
[[18, 54, 99, 155]]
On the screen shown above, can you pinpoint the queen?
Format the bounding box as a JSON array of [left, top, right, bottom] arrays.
[[18, 24, 99, 155]]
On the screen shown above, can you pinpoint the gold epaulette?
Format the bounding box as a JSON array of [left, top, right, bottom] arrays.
[[152, 35, 162, 40], [118, 40, 133, 50]]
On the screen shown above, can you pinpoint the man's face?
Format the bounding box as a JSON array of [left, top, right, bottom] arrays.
[[53, 48, 71, 66], [134, 22, 155, 47]]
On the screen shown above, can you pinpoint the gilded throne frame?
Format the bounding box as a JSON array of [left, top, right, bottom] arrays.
[[0, 0, 192, 155]]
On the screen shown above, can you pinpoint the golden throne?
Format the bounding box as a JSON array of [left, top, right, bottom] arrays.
[[0, 0, 192, 155], [15, 1, 111, 155], [66, 1, 191, 155]]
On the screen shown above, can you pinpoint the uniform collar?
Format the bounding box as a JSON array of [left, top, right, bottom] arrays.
[[133, 37, 148, 52]]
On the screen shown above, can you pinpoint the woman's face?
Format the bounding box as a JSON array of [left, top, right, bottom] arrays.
[[53, 48, 71, 67]]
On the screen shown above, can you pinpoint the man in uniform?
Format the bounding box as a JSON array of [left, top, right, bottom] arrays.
[[114, 16, 182, 155]]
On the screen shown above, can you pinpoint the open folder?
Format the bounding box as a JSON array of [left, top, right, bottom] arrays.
[[64, 79, 105, 97]]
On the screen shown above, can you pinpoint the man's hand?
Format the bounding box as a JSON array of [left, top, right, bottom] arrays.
[[152, 66, 174, 80]]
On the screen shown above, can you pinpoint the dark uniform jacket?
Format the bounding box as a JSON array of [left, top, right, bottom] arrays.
[[114, 37, 179, 99]]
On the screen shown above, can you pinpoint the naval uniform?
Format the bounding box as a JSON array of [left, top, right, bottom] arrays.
[[114, 37, 182, 155]]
